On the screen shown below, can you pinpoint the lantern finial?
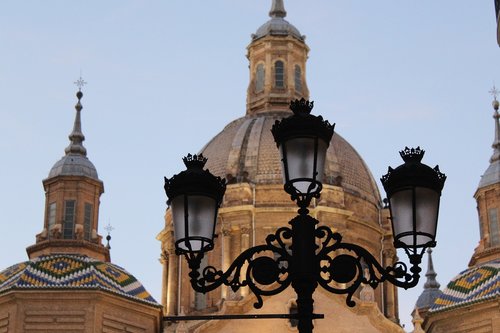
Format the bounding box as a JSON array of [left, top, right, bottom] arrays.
[[183, 153, 208, 169], [289, 98, 314, 115], [399, 146, 425, 163]]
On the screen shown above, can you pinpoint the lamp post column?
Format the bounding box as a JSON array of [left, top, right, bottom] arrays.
[[290, 208, 318, 333]]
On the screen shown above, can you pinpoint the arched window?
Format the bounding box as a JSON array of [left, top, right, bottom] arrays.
[[255, 64, 265, 92], [294, 65, 302, 93], [275, 61, 284, 88]]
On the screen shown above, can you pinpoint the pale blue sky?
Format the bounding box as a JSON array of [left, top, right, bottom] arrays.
[[0, 1, 498, 330]]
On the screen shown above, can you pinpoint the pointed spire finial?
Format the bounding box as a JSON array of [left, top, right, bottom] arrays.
[[489, 86, 500, 163], [65, 76, 87, 156], [490, 85, 500, 109], [423, 248, 440, 289], [269, 0, 286, 18]]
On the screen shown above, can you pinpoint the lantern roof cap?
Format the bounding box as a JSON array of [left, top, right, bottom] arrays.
[[271, 99, 335, 148], [381, 147, 446, 196], [164, 154, 226, 205]]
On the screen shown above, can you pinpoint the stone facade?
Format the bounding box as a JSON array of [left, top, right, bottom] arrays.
[[0, 291, 161, 332]]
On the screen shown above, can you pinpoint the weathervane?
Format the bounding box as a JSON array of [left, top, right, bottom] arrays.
[[74, 76, 87, 92], [489, 85, 499, 101]]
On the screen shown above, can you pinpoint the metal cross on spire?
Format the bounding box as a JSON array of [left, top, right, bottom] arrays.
[[105, 223, 114, 250], [489, 85, 499, 101], [74, 76, 87, 92], [105, 222, 114, 236]]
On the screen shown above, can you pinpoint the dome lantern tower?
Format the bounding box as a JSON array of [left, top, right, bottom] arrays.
[[246, 0, 310, 115], [471, 87, 500, 266], [26, 83, 108, 262]]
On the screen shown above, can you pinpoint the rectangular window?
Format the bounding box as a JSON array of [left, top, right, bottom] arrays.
[[255, 64, 265, 93], [275, 61, 284, 88], [294, 65, 302, 93], [48, 202, 56, 229], [63, 201, 76, 239], [488, 208, 500, 246], [84, 203, 92, 241]]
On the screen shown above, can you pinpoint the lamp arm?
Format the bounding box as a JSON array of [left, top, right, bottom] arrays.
[[315, 226, 421, 307], [183, 226, 293, 309]]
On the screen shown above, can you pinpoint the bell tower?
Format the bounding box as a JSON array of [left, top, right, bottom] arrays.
[[246, 0, 310, 115], [470, 87, 500, 266], [26, 81, 109, 261]]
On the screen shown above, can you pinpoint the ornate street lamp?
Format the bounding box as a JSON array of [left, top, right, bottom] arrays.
[[381, 147, 446, 263], [164, 100, 446, 333], [271, 99, 334, 207], [164, 154, 226, 254]]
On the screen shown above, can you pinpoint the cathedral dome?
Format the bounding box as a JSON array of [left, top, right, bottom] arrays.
[[200, 112, 381, 204], [0, 254, 158, 306]]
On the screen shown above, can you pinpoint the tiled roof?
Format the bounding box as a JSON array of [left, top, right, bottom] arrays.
[[0, 254, 159, 306], [429, 260, 499, 313]]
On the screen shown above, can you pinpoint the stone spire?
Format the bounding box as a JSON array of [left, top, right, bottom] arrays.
[[423, 249, 440, 290], [64, 89, 87, 156], [411, 308, 426, 333], [269, 0, 286, 18], [415, 249, 441, 313], [470, 88, 500, 265], [478, 87, 500, 188]]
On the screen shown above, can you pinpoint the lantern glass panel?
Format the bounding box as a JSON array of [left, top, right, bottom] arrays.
[[171, 195, 217, 252], [415, 187, 439, 245], [280, 137, 327, 194], [390, 189, 413, 246], [390, 187, 439, 248]]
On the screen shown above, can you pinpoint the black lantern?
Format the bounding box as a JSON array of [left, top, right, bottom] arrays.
[[271, 99, 335, 206], [164, 154, 226, 254], [381, 147, 446, 258]]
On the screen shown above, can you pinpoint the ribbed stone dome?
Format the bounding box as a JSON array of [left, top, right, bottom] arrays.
[[251, 0, 304, 42], [48, 154, 99, 179], [253, 17, 303, 41], [200, 112, 381, 204]]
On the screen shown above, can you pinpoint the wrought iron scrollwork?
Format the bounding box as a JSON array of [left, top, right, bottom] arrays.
[[315, 225, 420, 307], [184, 227, 293, 309]]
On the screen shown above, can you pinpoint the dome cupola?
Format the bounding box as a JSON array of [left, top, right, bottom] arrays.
[[27, 81, 108, 262], [246, 0, 310, 115]]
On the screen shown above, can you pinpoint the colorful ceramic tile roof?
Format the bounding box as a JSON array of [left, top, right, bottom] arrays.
[[0, 254, 159, 306], [429, 260, 499, 313]]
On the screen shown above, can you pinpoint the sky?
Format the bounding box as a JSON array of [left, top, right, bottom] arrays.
[[0, 1, 498, 331]]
